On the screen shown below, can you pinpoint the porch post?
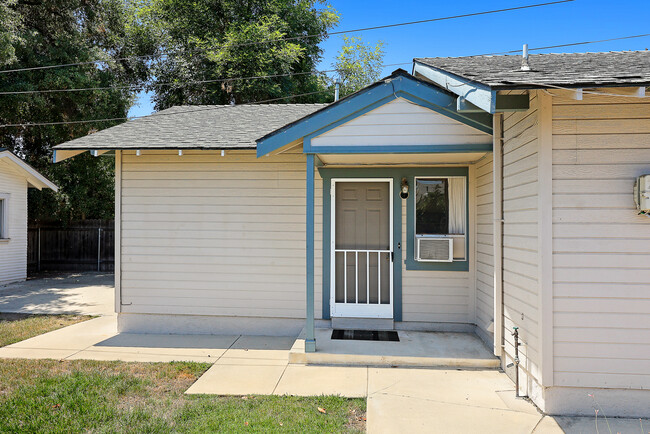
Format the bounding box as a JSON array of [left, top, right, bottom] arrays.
[[305, 153, 316, 352]]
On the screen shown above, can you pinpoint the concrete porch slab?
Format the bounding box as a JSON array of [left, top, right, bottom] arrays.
[[289, 329, 499, 368]]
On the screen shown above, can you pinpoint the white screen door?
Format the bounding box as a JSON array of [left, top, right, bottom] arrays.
[[331, 179, 393, 318]]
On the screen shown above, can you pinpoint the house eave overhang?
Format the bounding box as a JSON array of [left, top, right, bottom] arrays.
[[412, 61, 532, 114], [52, 145, 256, 163], [255, 70, 493, 157], [0, 151, 58, 191]]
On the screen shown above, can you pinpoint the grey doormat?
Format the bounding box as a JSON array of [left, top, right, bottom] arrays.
[[331, 329, 399, 342]]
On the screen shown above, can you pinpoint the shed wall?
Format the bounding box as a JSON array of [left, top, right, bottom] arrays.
[[0, 163, 28, 285]]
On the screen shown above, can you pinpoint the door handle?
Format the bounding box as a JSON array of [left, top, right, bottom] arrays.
[[391, 251, 394, 262]]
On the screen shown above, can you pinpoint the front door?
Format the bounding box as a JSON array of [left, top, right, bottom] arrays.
[[331, 179, 393, 318]]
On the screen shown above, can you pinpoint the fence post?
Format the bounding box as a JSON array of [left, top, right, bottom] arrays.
[[97, 227, 102, 272], [37, 227, 41, 272]]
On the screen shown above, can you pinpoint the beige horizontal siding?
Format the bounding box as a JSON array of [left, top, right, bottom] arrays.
[[475, 155, 494, 344], [0, 162, 28, 285], [551, 91, 650, 389], [401, 186, 472, 324], [120, 150, 323, 320], [312, 98, 491, 147], [500, 92, 542, 387]]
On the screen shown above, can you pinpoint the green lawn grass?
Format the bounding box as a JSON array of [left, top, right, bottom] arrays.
[[0, 313, 93, 347], [0, 359, 366, 433]]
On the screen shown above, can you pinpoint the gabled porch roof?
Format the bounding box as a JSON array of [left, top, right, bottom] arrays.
[[256, 69, 493, 157]]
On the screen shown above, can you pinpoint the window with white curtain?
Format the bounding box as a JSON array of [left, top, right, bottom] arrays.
[[414, 177, 466, 260]]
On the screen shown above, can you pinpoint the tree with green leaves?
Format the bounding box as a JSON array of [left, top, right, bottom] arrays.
[[0, 0, 157, 223], [331, 35, 385, 97], [146, 0, 340, 109], [0, 0, 21, 67]]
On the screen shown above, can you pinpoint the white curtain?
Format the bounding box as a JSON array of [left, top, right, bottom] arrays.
[[448, 178, 466, 235]]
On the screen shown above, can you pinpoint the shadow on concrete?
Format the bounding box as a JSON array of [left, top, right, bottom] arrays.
[[0, 272, 114, 315], [93, 333, 296, 351]]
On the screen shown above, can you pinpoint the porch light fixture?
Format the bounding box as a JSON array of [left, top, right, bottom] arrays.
[[178, 149, 183, 156], [400, 177, 409, 199]]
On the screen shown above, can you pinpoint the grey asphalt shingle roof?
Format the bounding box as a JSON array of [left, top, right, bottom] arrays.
[[415, 51, 650, 89], [54, 104, 329, 150]]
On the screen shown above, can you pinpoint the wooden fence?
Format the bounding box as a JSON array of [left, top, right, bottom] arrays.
[[27, 220, 115, 273]]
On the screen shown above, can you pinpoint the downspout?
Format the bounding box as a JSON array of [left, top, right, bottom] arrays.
[[493, 114, 504, 358]]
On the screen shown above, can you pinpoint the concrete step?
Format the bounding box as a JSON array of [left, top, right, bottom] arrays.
[[331, 317, 394, 331], [289, 328, 500, 369]]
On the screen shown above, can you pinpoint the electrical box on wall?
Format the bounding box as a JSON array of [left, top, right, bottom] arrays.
[[634, 175, 650, 215]]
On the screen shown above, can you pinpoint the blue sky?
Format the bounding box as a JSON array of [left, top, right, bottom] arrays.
[[128, 0, 650, 117]]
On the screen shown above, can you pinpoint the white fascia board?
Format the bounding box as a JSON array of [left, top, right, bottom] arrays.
[[0, 151, 58, 191], [413, 62, 496, 113]]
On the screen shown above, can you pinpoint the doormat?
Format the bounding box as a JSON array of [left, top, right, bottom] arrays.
[[331, 329, 399, 342]]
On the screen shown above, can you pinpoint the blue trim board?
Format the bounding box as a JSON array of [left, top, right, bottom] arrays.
[[256, 71, 493, 157], [305, 144, 492, 154], [318, 166, 470, 321], [305, 154, 316, 352]]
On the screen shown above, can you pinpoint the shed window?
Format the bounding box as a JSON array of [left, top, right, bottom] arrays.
[[414, 177, 466, 260], [0, 197, 6, 239]]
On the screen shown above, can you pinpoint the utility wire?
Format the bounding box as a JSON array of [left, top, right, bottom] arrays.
[[0, 62, 412, 96], [6, 29, 650, 96], [4, 31, 649, 95], [477, 33, 650, 56], [0, 0, 574, 75], [0, 89, 332, 128]]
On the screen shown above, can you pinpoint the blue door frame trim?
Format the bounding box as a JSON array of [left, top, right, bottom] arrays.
[[318, 166, 471, 322], [256, 71, 493, 157]]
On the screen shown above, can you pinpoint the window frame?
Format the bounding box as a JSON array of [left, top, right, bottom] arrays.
[[406, 173, 469, 271], [0, 193, 9, 240]]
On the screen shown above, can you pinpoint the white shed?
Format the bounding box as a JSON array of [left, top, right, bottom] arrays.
[[0, 149, 58, 285]]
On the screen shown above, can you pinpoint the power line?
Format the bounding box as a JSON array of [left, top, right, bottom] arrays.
[[476, 33, 650, 56], [0, 62, 412, 96], [0, 0, 574, 75], [0, 89, 332, 128], [6, 29, 650, 96]]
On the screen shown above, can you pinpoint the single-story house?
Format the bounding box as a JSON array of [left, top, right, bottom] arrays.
[[0, 148, 58, 285], [53, 50, 650, 417]]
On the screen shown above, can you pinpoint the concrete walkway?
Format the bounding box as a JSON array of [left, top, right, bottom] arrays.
[[0, 272, 114, 316], [1, 316, 648, 432]]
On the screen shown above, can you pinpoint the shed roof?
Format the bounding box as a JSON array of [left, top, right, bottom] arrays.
[[415, 51, 650, 89], [53, 104, 328, 151], [0, 149, 58, 191]]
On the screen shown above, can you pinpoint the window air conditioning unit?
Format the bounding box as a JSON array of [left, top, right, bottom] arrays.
[[634, 174, 650, 216], [416, 237, 453, 262]]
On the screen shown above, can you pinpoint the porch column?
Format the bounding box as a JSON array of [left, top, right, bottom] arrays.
[[305, 153, 316, 352]]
